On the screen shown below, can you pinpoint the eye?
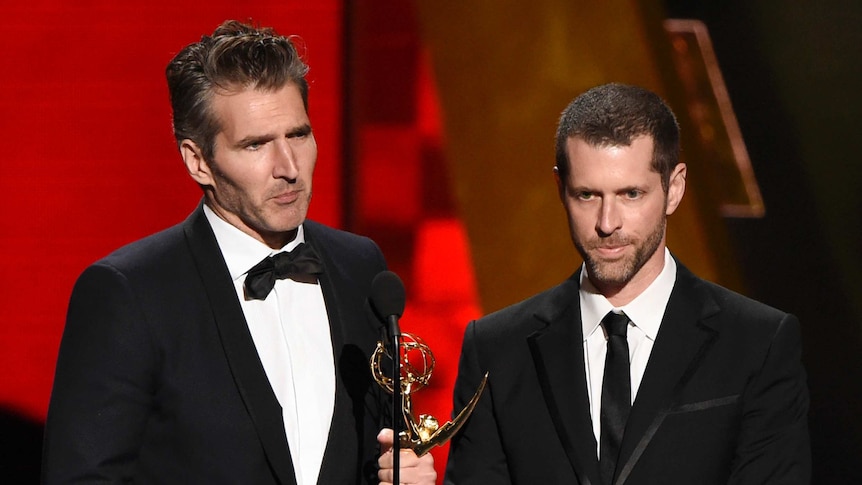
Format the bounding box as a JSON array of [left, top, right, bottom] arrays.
[[576, 191, 595, 201], [624, 189, 643, 200], [240, 138, 268, 151], [288, 125, 312, 139]]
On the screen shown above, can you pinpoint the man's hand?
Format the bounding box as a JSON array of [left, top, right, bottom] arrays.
[[377, 428, 437, 485]]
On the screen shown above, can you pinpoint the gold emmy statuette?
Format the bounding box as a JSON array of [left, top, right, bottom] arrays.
[[370, 333, 489, 456]]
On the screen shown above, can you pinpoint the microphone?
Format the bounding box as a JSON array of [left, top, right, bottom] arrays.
[[369, 270, 407, 484], [370, 270, 406, 340]]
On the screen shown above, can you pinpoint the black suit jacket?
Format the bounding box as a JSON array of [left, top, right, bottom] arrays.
[[445, 261, 810, 485], [43, 206, 389, 484]]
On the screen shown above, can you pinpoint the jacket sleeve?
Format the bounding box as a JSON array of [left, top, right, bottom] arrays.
[[729, 313, 811, 484], [444, 321, 513, 485], [42, 263, 156, 483]]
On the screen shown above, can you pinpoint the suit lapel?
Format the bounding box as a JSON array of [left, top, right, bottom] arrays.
[[304, 221, 381, 485], [305, 225, 354, 484], [183, 206, 298, 485], [527, 274, 601, 485], [614, 263, 720, 485]]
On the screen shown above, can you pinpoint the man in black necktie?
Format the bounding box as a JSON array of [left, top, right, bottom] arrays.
[[444, 83, 810, 484], [42, 20, 435, 485]]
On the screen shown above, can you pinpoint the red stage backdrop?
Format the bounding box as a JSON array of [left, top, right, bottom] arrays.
[[0, 1, 474, 481], [0, 0, 346, 418]]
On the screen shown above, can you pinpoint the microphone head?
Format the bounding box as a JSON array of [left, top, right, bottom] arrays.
[[370, 271, 406, 319]]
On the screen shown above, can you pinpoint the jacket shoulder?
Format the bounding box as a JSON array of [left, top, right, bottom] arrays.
[[304, 220, 385, 265], [685, 266, 790, 320], [471, 276, 579, 342], [676, 263, 797, 344], [73, 218, 188, 283], [304, 220, 379, 252]]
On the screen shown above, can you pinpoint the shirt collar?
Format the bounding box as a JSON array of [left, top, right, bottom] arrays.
[[203, 204, 306, 281], [579, 247, 677, 341]]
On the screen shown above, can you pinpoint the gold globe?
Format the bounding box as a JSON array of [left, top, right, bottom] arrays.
[[370, 333, 436, 395]]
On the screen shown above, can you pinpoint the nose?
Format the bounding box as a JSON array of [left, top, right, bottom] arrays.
[[272, 138, 299, 182], [596, 197, 622, 236]]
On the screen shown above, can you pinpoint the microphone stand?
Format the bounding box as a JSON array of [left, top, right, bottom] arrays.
[[388, 315, 402, 485]]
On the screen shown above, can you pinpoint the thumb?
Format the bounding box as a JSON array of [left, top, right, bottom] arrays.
[[377, 428, 394, 453]]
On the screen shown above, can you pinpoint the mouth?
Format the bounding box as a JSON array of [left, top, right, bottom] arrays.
[[592, 243, 629, 259], [272, 190, 301, 204]]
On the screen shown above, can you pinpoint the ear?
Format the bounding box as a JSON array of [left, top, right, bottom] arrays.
[[665, 163, 687, 215], [553, 165, 566, 203], [181, 139, 215, 187]]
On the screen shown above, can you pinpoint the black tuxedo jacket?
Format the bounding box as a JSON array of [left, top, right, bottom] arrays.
[[43, 206, 389, 484], [445, 262, 810, 485]]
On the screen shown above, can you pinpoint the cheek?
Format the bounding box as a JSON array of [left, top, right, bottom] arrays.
[[564, 209, 596, 242], [219, 171, 267, 206], [629, 204, 665, 233], [565, 202, 594, 227], [304, 150, 318, 177], [303, 160, 316, 180], [304, 137, 318, 175]]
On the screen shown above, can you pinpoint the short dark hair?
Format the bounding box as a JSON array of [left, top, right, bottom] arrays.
[[554, 83, 680, 191], [166, 20, 310, 161]]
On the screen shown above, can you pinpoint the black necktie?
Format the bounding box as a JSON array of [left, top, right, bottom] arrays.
[[243, 243, 324, 300], [599, 311, 631, 485]]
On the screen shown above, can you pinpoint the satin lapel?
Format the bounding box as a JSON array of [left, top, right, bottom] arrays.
[[527, 275, 601, 485], [303, 222, 371, 485], [183, 206, 298, 485], [614, 263, 720, 485], [312, 262, 353, 484]]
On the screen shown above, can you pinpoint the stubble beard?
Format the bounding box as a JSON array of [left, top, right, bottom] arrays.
[[207, 163, 311, 244], [575, 216, 666, 291]]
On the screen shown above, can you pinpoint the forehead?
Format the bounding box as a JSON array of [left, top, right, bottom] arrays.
[[564, 135, 658, 185], [211, 83, 308, 136]]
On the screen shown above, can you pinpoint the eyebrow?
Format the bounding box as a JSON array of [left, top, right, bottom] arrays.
[[570, 184, 648, 194], [234, 134, 274, 148], [233, 123, 312, 148], [288, 123, 312, 137]]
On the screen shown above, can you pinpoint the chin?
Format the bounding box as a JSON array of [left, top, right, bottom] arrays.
[[587, 260, 635, 285], [269, 209, 308, 229], [272, 221, 304, 234]]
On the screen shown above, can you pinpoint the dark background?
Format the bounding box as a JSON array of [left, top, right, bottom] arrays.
[[666, 0, 862, 482]]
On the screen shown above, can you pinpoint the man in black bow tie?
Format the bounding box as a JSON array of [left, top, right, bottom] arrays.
[[43, 20, 435, 485]]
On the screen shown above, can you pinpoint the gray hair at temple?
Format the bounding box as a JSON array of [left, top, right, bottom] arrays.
[[554, 83, 680, 192], [165, 19, 310, 162]]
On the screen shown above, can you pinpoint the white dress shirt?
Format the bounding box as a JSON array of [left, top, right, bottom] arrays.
[[204, 206, 334, 485], [580, 247, 676, 457]]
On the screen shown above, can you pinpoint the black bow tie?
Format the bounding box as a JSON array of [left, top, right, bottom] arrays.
[[243, 243, 324, 300]]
